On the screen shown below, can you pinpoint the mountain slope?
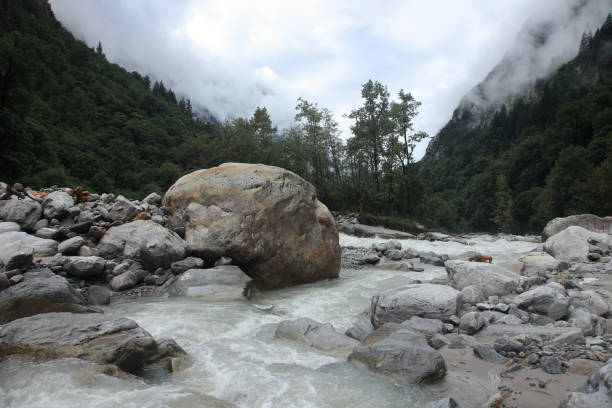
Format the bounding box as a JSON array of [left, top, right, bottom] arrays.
[[420, 14, 612, 233]]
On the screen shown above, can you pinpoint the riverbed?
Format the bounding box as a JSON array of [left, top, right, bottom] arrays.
[[0, 234, 537, 408]]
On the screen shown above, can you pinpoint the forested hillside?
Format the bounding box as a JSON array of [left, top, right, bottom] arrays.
[[420, 14, 612, 234]]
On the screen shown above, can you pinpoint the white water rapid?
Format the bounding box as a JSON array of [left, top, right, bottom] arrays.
[[0, 233, 537, 408]]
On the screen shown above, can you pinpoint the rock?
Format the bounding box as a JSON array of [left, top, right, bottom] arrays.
[[419, 251, 448, 266], [542, 214, 612, 241], [275, 317, 358, 354], [143, 192, 162, 206], [569, 290, 610, 317], [108, 195, 139, 223], [214, 255, 233, 266], [567, 359, 604, 376], [58, 236, 85, 255], [494, 337, 524, 354], [0, 270, 93, 324], [109, 271, 140, 292], [459, 311, 486, 334], [569, 309, 606, 337], [477, 324, 585, 345], [70, 221, 93, 234], [0, 312, 188, 379], [87, 285, 111, 305], [0, 244, 33, 271], [371, 284, 462, 328], [97, 220, 188, 271], [348, 326, 446, 383], [0, 198, 42, 231], [427, 398, 460, 408], [35, 227, 59, 240], [32, 218, 48, 231], [0, 222, 21, 233], [163, 163, 340, 289], [544, 226, 612, 263], [473, 344, 508, 364], [64, 256, 106, 277], [461, 285, 485, 305], [402, 316, 448, 335], [170, 256, 204, 275], [87, 225, 106, 241], [560, 358, 612, 407], [445, 260, 520, 297], [513, 286, 569, 320], [42, 191, 74, 219], [0, 273, 9, 291], [497, 314, 523, 325], [345, 319, 374, 342], [518, 251, 559, 276], [0, 231, 58, 257], [540, 356, 563, 374], [170, 266, 253, 300]]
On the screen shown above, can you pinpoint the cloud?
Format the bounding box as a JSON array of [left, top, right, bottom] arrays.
[[48, 0, 611, 159]]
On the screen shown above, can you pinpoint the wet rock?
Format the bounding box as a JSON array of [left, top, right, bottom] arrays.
[[419, 251, 448, 266], [514, 285, 569, 320], [58, 236, 85, 255], [371, 284, 462, 328], [170, 266, 253, 300], [540, 356, 563, 374], [473, 344, 508, 364], [445, 260, 521, 297], [275, 317, 358, 354], [0, 198, 42, 231], [170, 256, 204, 275], [345, 319, 374, 342], [64, 256, 106, 277], [459, 311, 486, 334], [87, 285, 111, 305], [42, 191, 74, 219]]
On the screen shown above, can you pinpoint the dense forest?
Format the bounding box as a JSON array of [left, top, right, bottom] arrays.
[[2, 0, 611, 233], [420, 14, 612, 233]]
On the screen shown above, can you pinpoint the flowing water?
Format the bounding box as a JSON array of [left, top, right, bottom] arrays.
[[0, 234, 538, 408]]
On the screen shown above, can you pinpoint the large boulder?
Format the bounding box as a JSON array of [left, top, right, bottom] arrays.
[[0, 270, 94, 324], [0, 198, 42, 231], [0, 231, 58, 257], [371, 284, 462, 328], [445, 260, 521, 297], [97, 220, 188, 271], [560, 358, 612, 408], [513, 285, 570, 320], [0, 312, 188, 379], [569, 290, 610, 317], [542, 214, 612, 241], [163, 163, 340, 289], [170, 266, 253, 300], [275, 317, 359, 355], [544, 226, 612, 263], [348, 325, 446, 383], [42, 191, 74, 219]]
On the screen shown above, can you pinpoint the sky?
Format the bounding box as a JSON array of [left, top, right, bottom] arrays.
[[49, 0, 611, 160]]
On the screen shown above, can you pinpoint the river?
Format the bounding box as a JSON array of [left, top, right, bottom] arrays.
[[0, 233, 537, 408]]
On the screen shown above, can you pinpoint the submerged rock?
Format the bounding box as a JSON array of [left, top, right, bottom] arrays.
[[170, 266, 253, 300], [275, 317, 358, 354]]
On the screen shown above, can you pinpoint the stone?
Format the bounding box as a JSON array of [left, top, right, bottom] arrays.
[[97, 220, 188, 271], [567, 359, 604, 376], [496, 314, 523, 325], [0, 312, 188, 379], [518, 251, 559, 276], [371, 284, 462, 328], [0, 198, 42, 231], [542, 214, 612, 241], [569, 290, 609, 317], [402, 316, 448, 335], [108, 195, 139, 223], [540, 356, 563, 374], [70, 221, 93, 234], [348, 326, 446, 383], [0, 231, 58, 257], [214, 256, 232, 266], [427, 398, 460, 408], [163, 163, 340, 289], [345, 319, 374, 342], [419, 252, 448, 266], [494, 337, 524, 354], [0, 222, 21, 233], [35, 227, 59, 240], [477, 324, 585, 345], [473, 344, 508, 364], [0, 270, 93, 324], [32, 218, 48, 231], [58, 236, 85, 255], [109, 271, 140, 292], [87, 285, 111, 305], [445, 260, 521, 297], [513, 286, 569, 320], [170, 256, 204, 275], [275, 317, 359, 355], [42, 191, 74, 219], [143, 192, 162, 206], [87, 225, 106, 240], [461, 285, 485, 305], [64, 256, 106, 277], [459, 311, 486, 334], [0, 244, 33, 271], [568, 309, 606, 337], [0, 273, 9, 291], [544, 226, 612, 263], [170, 266, 253, 300]]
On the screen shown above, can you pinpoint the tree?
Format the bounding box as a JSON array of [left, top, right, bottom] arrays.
[[491, 175, 513, 233]]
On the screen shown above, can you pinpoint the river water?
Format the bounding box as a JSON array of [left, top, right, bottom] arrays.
[[0, 233, 537, 408]]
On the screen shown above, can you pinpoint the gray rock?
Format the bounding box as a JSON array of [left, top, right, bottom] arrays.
[[0, 312, 188, 379], [171, 266, 253, 300], [32, 218, 48, 231], [64, 256, 106, 277], [497, 314, 523, 325], [420, 251, 448, 266], [109, 271, 140, 292], [42, 191, 74, 219], [0, 198, 42, 231], [275, 317, 359, 355], [0, 231, 58, 257], [494, 336, 524, 354], [514, 286, 569, 320], [170, 256, 204, 274], [214, 256, 233, 266], [143, 192, 162, 206], [87, 285, 111, 305], [35, 227, 59, 240], [445, 260, 521, 297], [108, 195, 139, 223], [0, 270, 93, 324], [0, 273, 9, 291], [348, 326, 446, 383], [542, 214, 612, 241], [544, 226, 612, 263], [569, 290, 609, 317], [58, 236, 85, 255], [560, 358, 612, 408], [345, 319, 374, 342], [77, 245, 99, 257], [402, 316, 448, 335], [112, 262, 131, 276], [0, 244, 33, 271], [569, 309, 606, 337], [8, 274, 21, 285], [427, 398, 460, 408], [518, 251, 560, 276], [459, 311, 486, 334], [98, 220, 188, 271], [540, 356, 563, 374], [371, 284, 462, 328], [473, 344, 508, 364], [0, 222, 21, 233], [461, 285, 485, 305], [477, 324, 585, 345]]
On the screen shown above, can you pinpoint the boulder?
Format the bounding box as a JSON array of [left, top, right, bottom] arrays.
[[0, 198, 42, 231], [143, 192, 162, 206], [542, 214, 612, 241], [275, 317, 358, 355], [108, 195, 139, 223], [0, 221, 21, 233], [170, 256, 204, 275], [345, 319, 374, 342], [0, 243, 33, 271], [560, 358, 612, 408], [348, 326, 446, 383], [371, 284, 462, 328], [473, 344, 508, 364], [0, 270, 93, 324], [461, 285, 485, 305], [569, 290, 610, 317], [544, 226, 612, 263], [401, 316, 448, 335], [513, 285, 569, 320], [517, 251, 559, 276], [109, 271, 141, 292], [445, 260, 520, 297], [42, 191, 74, 219], [0, 312, 188, 378], [170, 266, 253, 300], [0, 231, 58, 257], [87, 285, 111, 305], [97, 220, 188, 271], [64, 256, 106, 277], [459, 311, 486, 334], [568, 309, 606, 337], [163, 163, 340, 289], [58, 236, 85, 255]]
